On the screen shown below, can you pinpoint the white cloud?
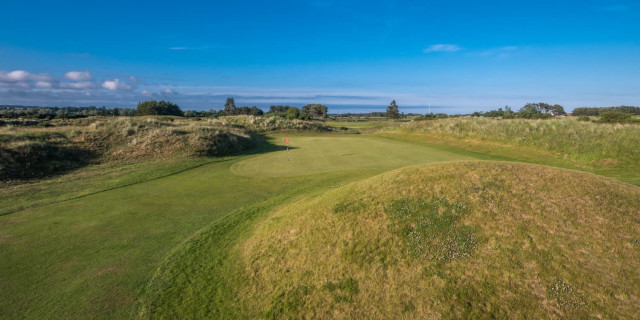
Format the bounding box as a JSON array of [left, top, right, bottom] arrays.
[[64, 71, 93, 81], [61, 81, 95, 90], [169, 47, 187, 50], [0, 70, 55, 83], [31, 73, 55, 82], [0, 70, 30, 82], [35, 81, 54, 88], [423, 44, 462, 53], [141, 89, 153, 97], [101, 79, 133, 91], [161, 88, 176, 95]]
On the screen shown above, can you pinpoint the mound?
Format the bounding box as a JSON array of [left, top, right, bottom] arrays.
[[139, 161, 640, 319]]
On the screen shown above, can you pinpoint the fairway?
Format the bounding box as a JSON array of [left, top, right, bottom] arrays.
[[231, 136, 477, 177], [0, 133, 477, 319]]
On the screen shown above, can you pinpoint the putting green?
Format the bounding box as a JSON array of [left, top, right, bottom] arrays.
[[231, 136, 477, 177]]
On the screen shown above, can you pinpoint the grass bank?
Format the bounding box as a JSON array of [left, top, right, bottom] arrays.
[[378, 117, 640, 185], [0, 117, 256, 182], [141, 161, 640, 319], [1, 133, 479, 319]]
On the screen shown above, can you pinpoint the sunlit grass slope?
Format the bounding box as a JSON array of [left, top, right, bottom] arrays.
[[1, 134, 479, 319], [231, 136, 476, 177], [379, 117, 640, 185], [140, 161, 640, 319]]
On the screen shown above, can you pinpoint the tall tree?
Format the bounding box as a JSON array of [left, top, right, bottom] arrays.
[[224, 97, 237, 115], [386, 100, 400, 119], [301, 104, 328, 119]]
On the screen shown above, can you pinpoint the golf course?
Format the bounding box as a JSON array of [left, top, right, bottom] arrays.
[[1, 116, 639, 319]]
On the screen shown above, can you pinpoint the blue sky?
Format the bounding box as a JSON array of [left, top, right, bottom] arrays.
[[1, 0, 639, 113]]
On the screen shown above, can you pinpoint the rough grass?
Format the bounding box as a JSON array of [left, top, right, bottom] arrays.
[[378, 117, 640, 185], [220, 115, 333, 132], [395, 117, 640, 164], [141, 161, 640, 319], [0, 117, 256, 182]]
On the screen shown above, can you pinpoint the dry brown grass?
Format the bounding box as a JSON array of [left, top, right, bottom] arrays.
[[233, 161, 640, 318], [0, 117, 256, 182]]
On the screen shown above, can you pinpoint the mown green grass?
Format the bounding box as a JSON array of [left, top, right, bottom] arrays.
[[143, 161, 640, 319], [324, 119, 395, 132], [1, 134, 479, 319], [231, 135, 477, 177], [0, 156, 309, 319], [0, 157, 216, 216]]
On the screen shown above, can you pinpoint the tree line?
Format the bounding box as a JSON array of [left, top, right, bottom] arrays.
[[263, 102, 328, 120], [471, 103, 567, 119], [572, 106, 640, 116], [0, 105, 136, 119], [1, 98, 330, 120]]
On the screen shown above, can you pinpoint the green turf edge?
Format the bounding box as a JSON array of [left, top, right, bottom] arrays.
[[134, 169, 381, 319]]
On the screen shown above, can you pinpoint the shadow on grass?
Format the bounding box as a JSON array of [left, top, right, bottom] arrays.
[[235, 134, 299, 157], [0, 142, 98, 182]]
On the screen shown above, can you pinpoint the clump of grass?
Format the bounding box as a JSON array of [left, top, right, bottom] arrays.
[[333, 199, 366, 214], [547, 279, 588, 315], [322, 278, 359, 303], [265, 284, 316, 319], [386, 198, 477, 262]]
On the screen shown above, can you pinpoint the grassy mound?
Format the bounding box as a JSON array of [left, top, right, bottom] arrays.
[[395, 117, 640, 164], [139, 161, 640, 319], [220, 115, 333, 132], [0, 117, 256, 181]]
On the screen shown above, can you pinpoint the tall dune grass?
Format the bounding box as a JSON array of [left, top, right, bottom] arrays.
[[397, 117, 640, 164]]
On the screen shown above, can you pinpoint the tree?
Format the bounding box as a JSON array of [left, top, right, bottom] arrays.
[[386, 100, 400, 119], [301, 104, 328, 119], [503, 106, 516, 119], [519, 102, 565, 118], [224, 97, 237, 115], [136, 100, 183, 116]]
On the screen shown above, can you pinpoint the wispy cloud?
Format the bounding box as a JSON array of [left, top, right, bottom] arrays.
[[61, 81, 96, 90], [0, 70, 54, 82], [475, 46, 518, 58], [423, 44, 462, 53], [161, 88, 177, 95], [64, 71, 93, 81], [168, 45, 218, 51], [101, 79, 133, 91]]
